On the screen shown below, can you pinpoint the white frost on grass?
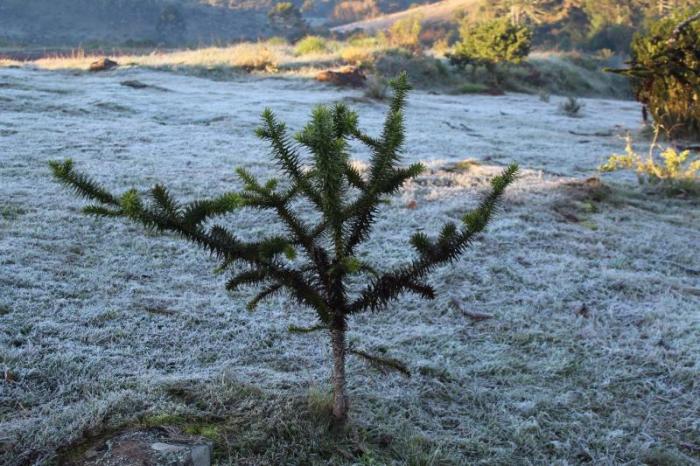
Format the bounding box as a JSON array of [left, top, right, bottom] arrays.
[[0, 67, 698, 464]]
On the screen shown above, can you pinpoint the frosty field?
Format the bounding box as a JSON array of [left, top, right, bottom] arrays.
[[1, 67, 699, 465]]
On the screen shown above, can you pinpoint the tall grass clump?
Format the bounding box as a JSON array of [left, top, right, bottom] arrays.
[[340, 46, 375, 65], [559, 96, 584, 118], [294, 35, 330, 56]]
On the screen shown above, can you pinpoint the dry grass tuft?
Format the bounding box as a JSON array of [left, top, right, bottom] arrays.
[[12, 43, 280, 73]]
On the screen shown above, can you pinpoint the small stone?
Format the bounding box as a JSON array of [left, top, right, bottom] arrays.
[[89, 58, 118, 72], [151, 442, 187, 453], [191, 444, 212, 466], [316, 66, 366, 87]]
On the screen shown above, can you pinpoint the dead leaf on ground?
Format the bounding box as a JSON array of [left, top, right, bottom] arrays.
[[574, 303, 590, 318]]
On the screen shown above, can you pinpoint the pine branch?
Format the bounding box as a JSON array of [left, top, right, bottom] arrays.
[[49, 160, 119, 205], [256, 109, 323, 208], [288, 323, 327, 334], [344, 163, 367, 191], [343, 74, 418, 256], [82, 205, 124, 217], [49, 160, 328, 313], [226, 269, 270, 291], [247, 283, 284, 311], [348, 164, 518, 314], [180, 193, 243, 227], [149, 184, 180, 218], [297, 106, 349, 257], [349, 349, 411, 377]]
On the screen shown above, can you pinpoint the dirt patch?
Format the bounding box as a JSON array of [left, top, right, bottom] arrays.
[[60, 428, 212, 466]]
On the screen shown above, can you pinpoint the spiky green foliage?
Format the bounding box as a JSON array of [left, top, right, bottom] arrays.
[[50, 73, 517, 417], [607, 9, 700, 139]]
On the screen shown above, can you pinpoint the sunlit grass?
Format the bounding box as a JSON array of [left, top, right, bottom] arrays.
[[0, 40, 630, 98], [2, 42, 285, 73]]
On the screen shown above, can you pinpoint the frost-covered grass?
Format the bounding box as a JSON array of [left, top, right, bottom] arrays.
[[0, 67, 698, 465], [0, 43, 630, 98]]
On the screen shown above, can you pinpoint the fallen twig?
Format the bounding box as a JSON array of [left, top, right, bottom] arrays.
[[568, 130, 613, 137], [349, 349, 411, 377], [449, 298, 494, 321]]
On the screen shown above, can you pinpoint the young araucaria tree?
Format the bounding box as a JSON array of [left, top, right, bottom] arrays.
[[51, 74, 518, 422]]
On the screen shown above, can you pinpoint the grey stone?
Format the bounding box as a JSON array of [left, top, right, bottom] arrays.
[[66, 428, 212, 466], [190, 444, 212, 466]]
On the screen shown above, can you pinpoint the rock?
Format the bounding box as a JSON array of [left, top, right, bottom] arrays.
[[88, 58, 118, 72], [64, 428, 213, 465], [191, 444, 212, 466], [562, 177, 611, 203], [120, 80, 149, 89], [316, 66, 366, 87], [120, 80, 170, 92], [151, 442, 187, 453]]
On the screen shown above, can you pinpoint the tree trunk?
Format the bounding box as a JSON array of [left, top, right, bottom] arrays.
[[330, 327, 349, 421]]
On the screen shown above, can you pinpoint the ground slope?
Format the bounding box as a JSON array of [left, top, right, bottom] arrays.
[[0, 67, 698, 464], [331, 0, 482, 33]]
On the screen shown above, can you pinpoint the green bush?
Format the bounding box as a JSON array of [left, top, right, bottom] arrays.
[[386, 15, 423, 51], [374, 51, 448, 88], [610, 10, 700, 139], [268, 2, 307, 41], [450, 17, 532, 69], [294, 35, 330, 55], [585, 24, 635, 54]]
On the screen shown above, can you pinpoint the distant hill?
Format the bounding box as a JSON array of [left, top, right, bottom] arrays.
[[0, 1, 445, 47], [0, 0, 273, 47], [331, 0, 483, 34]]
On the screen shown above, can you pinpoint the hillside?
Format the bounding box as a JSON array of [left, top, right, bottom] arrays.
[[331, 0, 482, 33], [0, 0, 273, 47], [0, 1, 449, 48]]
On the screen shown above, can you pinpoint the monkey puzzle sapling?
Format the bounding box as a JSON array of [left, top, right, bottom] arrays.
[[50, 73, 518, 421]]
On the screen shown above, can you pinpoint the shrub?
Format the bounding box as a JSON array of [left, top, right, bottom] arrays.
[[333, 0, 380, 22], [363, 74, 388, 100], [347, 34, 381, 48], [585, 24, 635, 54], [386, 15, 423, 51], [450, 17, 532, 69], [453, 82, 490, 94], [559, 96, 584, 118], [266, 36, 289, 47], [294, 36, 330, 55], [340, 45, 374, 65], [375, 51, 448, 88], [229, 43, 278, 71], [607, 10, 700, 139], [50, 74, 517, 422], [600, 133, 700, 194], [268, 2, 307, 41], [157, 5, 186, 44]]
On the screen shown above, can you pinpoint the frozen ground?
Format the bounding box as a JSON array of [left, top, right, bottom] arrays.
[[0, 67, 699, 465]]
